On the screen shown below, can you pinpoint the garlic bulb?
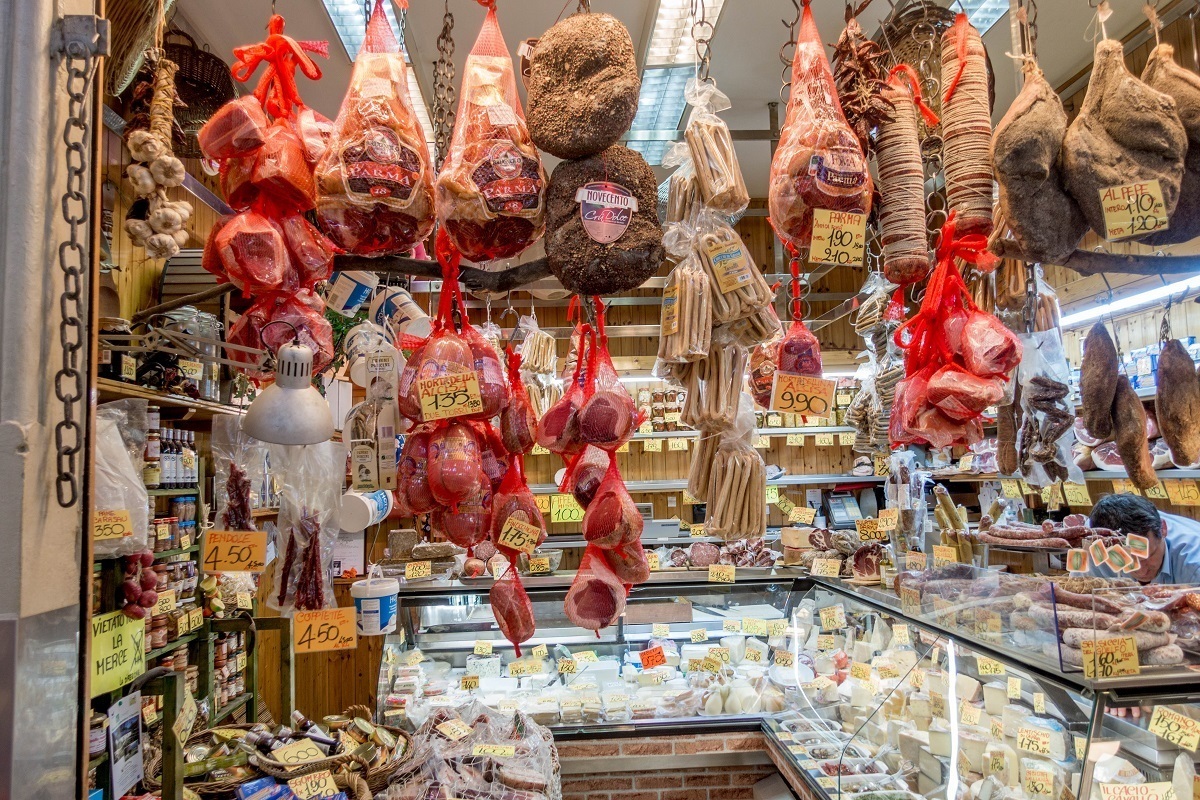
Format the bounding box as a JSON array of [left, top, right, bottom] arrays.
[[169, 199, 193, 224], [126, 164, 156, 197], [171, 229, 189, 247], [126, 130, 166, 163], [148, 206, 183, 235], [150, 156, 186, 188], [145, 233, 180, 260], [124, 218, 153, 241]]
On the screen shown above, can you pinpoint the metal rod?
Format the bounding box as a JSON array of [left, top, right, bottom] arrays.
[[131, 283, 237, 323]]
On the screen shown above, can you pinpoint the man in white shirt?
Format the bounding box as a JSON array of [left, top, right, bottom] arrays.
[[1087, 493, 1200, 585]]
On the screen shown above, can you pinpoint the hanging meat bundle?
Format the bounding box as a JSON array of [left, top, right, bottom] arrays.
[[315, 0, 435, 257], [768, 0, 872, 251], [940, 13, 995, 237], [197, 13, 336, 376], [1138, 43, 1200, 245], [890, 213, 1021, 449], [435, 4, 546, 262]]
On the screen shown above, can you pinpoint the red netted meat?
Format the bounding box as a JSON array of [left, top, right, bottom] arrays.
[[564, 544, 627, 632], [581, 458, 642, 548], [427, 422, 483, 507], [604, 543, 650, 585], [490, 565, 535, 655]]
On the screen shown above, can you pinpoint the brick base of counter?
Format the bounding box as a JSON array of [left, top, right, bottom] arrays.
[[558, 732, 800, 800]]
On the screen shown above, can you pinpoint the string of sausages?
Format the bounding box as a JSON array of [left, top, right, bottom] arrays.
[[941, 14, 995, 237]]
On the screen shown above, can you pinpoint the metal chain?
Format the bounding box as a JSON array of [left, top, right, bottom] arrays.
[[691, 0, 714, 82], [432, 0, 456, 170], [55, 34, 100, 508]]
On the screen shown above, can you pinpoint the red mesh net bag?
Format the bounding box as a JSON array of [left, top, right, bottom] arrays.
[[581, 455, 643, 549], [252, 123, 317, 213], [280, 213, 338, 288], [201, 215, 231, 284], [491, 457, 547, 548], [399, 426, 437, 514], [225, 298, 272, 378], [500, 346, 537, 455], [578, 300, 639, 450], [199, 95, 270, 161], [435, 4, 546, 262], [226, 289, 334, 377], [489, 562, 535, 655], [748, 340, 779, 409], [564, 543, 627, 632], [291, 107, 334, 165], [777, 319, 823, 376], [428, 421, 484, 508], [561, 445, 609, 509], [603, 542, 650, 585], [433, 482, 491, 548], [535, 324, 588, 456], [315, 0, 434, 256], [220, 155, 259, 211], [767, 0, 872, 250], [891, 212, 1019, 448], [462, 322, 510, 419], [474, 420, 509, 493], [214, 210, 290, 294]]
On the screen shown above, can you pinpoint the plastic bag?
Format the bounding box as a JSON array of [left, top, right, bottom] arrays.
[[212, 415, 266, 531], [1016, 328, 1084, 486], [214, 210, 290, 294], [661, 144, 701, 258], [291, 107, 334, 165], [251, 123, 316, 212], [704, 394, 767, 541], [314, 0, 435, 256], [398, 426, 437, 513], [885, 449, 928, 554], [500, 346, 537, 454], [581, 455, 642, 548], [748, 337, 780, 410], [198, 94, 269, 161], [657, 252, 712, 363], [694, 211, 773, 324], [688, 432, 721, 500], [435, 5, 546, 262], [564, 543, 627, 631], [681, 329, 747, 430], [727, 300, 783, 349], [463, 321, 510, 418], [767, 0, 872, 250], [427, 421, 484, 508], [777, 318, 823, 376], [280, 213, 338, 288], [475, 420, 509, 493], [268, 440, 342, 614], [578, 313, 638, 450], [94, 400, 150, 558], [683, 78, 749, 216], [517, 315, 556, 375]]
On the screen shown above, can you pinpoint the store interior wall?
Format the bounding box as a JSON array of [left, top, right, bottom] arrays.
[[0, 0, 98, 797]]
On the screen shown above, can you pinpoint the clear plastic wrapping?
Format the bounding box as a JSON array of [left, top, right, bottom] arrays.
[[212, 415, 266, 531], [694, 211, 773, 325], [268, 440, 342, 614], [657, 252, 712, 363], [681, 330, 748, 430], [704, 393, 767, 541], [94, 400, 150, 558], [683, 78, 750, 216], [1017, 328, 1084, 486]]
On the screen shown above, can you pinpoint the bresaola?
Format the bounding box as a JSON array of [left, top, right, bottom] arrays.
[[565, 544, 627, 632]]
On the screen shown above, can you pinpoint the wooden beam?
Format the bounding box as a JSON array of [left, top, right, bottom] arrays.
[[332, 254, 554, 293], [992, 240, 1200, 277], [132, 283, 237, 324]]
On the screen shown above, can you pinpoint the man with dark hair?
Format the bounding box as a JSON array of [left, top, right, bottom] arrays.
[[1086, 493, 1200, 584]]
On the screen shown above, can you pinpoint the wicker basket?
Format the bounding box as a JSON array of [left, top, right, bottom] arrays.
[[163, 29, 236, 158], [105, 0, 177, 96], [143, 723, 260, 799]]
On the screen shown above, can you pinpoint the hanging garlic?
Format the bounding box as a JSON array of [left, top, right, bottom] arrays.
[[150, 155, 186, 188], [126, 163, 156, 197], [145, 232, 180, 260], [124, 217, 153, 242], [148, 204, 184, 235], [168, 199, 193, 224], [126, 130, 167, 163], [171, 229, 190, 247]]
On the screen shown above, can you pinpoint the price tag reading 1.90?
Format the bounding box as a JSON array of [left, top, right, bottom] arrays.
[[293, 607, 357, 654], [810, 209, 867, 267], [202, 530, 268, 574]]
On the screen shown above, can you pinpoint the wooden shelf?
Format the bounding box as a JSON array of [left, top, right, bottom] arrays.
[[252, 507, 279, 518], [148, 487, 200, 497], [529, 473, 885, 494], [213, 692, 252, 724], [153, 544, 200, 560], [95, 377, 246, 419], [147, 631, 200, 662]]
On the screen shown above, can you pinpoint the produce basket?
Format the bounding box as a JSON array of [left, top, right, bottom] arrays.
[[143, 723, 260, 799]]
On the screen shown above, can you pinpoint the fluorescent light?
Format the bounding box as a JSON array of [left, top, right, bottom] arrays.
[[645, 0, 725, 67], [404, 67, 436, 163], [956, 0, 1009, 35], [627, 66, 691, 165], [1059, 275, 1200, 329]]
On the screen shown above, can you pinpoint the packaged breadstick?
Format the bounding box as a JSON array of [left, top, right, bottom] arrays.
[[704, 393, 766, 541], [694, 211, 772, 325], [681, 328, 747, 431], [683, 78, 749, 217], [657, 252, 712, 363]]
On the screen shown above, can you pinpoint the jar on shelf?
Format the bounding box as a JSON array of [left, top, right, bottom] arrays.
[[160, 655, 174, 671], [143, 434, 161, 489], [146, 404, 160, 433], [98, 318, 137, 383], [88, 713, 108, 757], [150, 616, 168, 649]]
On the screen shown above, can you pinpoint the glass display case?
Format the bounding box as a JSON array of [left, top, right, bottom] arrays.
[[376, 572, 1200, 800]]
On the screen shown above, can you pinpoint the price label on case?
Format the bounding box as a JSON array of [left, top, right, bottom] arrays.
[[810, 209, 867, 267], [532, 644, 548, 659], [743, 618, 767, 636], [839, 432, 855, 445], [418, 372, 484, 420], [1148, 706, 1200, 752], [812, 558, 842, 577], [550, 494, 584, 524], [722, 619, 742, 633], [893, 624, 910, 646], [202, 530, 268, 574], [529, 556, 551, 574], [1025, 768, 1055, 796], [1017, 726, 1052, 756], [643, 438, 663, 453], [977, 657, 1006, 676], [668, 437, 688, 451], [1033, 692, 1046, 714], [819, 604, 846, 630], [1100, 180, 1169, 240], [460, 675, 480, 691], [786, 433, 804, 446], [815, 433, 834, 446], [557, 658, 577, 674], [436, 719, 473, 741], [639, 646, 666, 669], [744, 648, 763, 662], [708, 564, 735, 583], [691, 628, 709, 643], [474, 640, 493, 655], [774, 649, 795, 667], [770, 373, 836, 417], [791, 505, 817, 524], [1080, 635, 1140, 679], [850, 662, 871, 681], [405, 560, 431, 580], [294, 607, 356, 653], [93, 509, 133, 541]]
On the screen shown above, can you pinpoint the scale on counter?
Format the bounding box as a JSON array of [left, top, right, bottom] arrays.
[[823, 491, 863, 530]]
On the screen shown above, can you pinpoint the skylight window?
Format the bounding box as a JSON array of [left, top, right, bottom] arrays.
[[322, 0, 406, 62], [626, 66, 692, 165], [644, 0, 725, 67], [958, 0, 1009, 35]]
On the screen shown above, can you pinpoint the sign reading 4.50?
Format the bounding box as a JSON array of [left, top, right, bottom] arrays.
[[294, 607, 357, 654], [770, 373, 837, 417], [202, 530, 268, 574]]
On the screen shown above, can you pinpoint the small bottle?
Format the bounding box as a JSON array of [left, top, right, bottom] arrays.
[[143, 432, 161, 489], [161, 430, 176, 490], [186, 431, 198, 488], [169, 429, 182, 489], [146, 404, 160, 434]]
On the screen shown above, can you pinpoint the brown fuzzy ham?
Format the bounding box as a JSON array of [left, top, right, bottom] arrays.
[[1141, 43, 1200, 245], [1155, 338, 1200, 466], [1113, 378, 1158, 490], [564, 544, 627, 631], [604, 543, 650, 585], [940, 14, 995, 236], [490, 565, 535, 656], [582, 462, 643, 548]]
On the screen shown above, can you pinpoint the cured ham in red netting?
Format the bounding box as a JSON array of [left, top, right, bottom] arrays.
[[490, 561, 535, 655], [535, 323, 589, 456], [436, 2, 546, 262], [768, 0, 872, 250], [578, 299, 640, 451], [315, 0, 435, 256], [890, 212, 1021, 448], [226, 289, 334, 377], [565, 543, 627, 633], [581, 455, 642, 549], [500, 346, 537, 455], [491, 457, 547, 547]]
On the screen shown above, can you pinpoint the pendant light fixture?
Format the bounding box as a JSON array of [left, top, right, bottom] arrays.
[[242, 325, 334, 446]]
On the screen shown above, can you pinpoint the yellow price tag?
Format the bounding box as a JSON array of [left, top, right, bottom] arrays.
[[473, 744, 516, 758], [272, 738, 326, 765], [1063, 482, 1092, 506], [893, 624, 910, 646], [814, 433, 834, 446], [1017, 727, 1052, 756], [770, 373, 836, 417], [1080, 635, 1140, 679], [460, 675, 480, 691], [1025, 768, 1055, 796], [810, 209, 867, 267], [1100, 179, 1169, 240], [405, 560, 431, 580], [288, 771, 339, 799], [877, 508, 898, 531], [530, 443, 550, 456], [154, 589, 177, 615], [1148, 706, 1200, 752], [1034, 692, 1046, 714], [202, 530, 269, 574], [497, 518, 542, 554], [855, 518, 882, 539], [1145, 481, 1168, 499], [550, 493, 584, 524], [960, 702, 982, 726], [236, 592, 253, 610], [850, 662, 871, 681], [774, 649, 795, 667], [293, 607, 357, 654], [932, 544, 957, 566], [708, 564, 735, 583], [1166, 479, 1200, 506], [531, 643, 548, 659], [668, 437, 688, 451], [535, 494, 551, 514], [839, 432, 855, 445], [812, 558, 842, 577], [93, 509, 133, 541], [436, 719, 473, 741], [819, 604, 847, 630], [906, 551, 928, 570], [643, 438, 663, 452], [574, 650, 598, 663], [874, 455, 891, 476], [786, 433, 804, 446], [977, 657, 1006, 676], [652, 623, 670, 637], [791, 505, 817, 524], [743, 618, 767, 636], [1000, 479, 1023, 498], [690, 524, 707, 538], [722, 619, 742, 633], [765, 485, 780, 504], [418, 372, 484, 421], [1008, 676, 1022, 700], [557, 658, 577, 674], [529, 556, 551, 574], [690, 628, 708, 643], [776, 495, 796, 515]]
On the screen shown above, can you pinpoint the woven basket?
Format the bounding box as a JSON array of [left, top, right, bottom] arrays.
[[105, 0, 177, 96], [143, 723, 260, 799], [163, 29, 236, 158]]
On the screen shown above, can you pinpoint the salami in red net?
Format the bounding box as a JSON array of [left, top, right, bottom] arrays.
[[435, 3, 546, 262], [767, 0, 872, 251], [315, 0, 435, 256]]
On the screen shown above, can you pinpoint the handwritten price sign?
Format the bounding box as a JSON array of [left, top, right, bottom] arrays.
[[497, 518, 542, 554], [417, 371, 484, 421], [93, 509, 133, 541], [550, 494, 584, 524], [810, 209, 867, 267], [1080, 635, 1140, 679], [770, 373, 836, 417], [202, 530, 268, 574], [1148, 706, 1200, 752], [1100, 180, 1169, 240], [294, 607, 357, 654]]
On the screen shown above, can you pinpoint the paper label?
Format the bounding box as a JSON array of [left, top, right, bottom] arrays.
[[236, 592, 253, 610], [1008, 676, 1022, 700], [1067, 549, 1088, 572], [691, 628, 709, 643], [906, 551, 928, 570], [819, 604, 846, 630], [1001, 479, 1023, 498], [776, 495, 796, 515], [405, 560, 431, 580], [531, 643, 548, 659], [1148, 706, 1200, 752], [272, 738, 326, 765], [668, 437, 688, 451], [742, 618, 767, 636], [178, 359, 203, 380], [1099, 784, 1178, 800], [1034, 692, 1046, 714], [154, 589, 177, 616], [639, 646, 666, 669], [508, 660, 536, 677], [1080, 635, 1140, 679], [436, 719, 473, 741], [418, 372, 484, 421], [786, 433, 804, 446], [814, 432, 834, 447], [1026, 768, 1055, 796], [529, 556, 551, 574], [294, 607, 357, 653], [497, 518, 542, 554], [708, 564, 735, 583], [706, 237, 754, 294], [202, 530, 268, 573], [460, 675, 480, 691], [187, 607, 203, 632], [288, 771, 338, 799], [722, 619, 742, 633], [1017, 726, 1052, 755], [812, 558, 842, 577], [744, 648, 763, 662], [474, 640, 493, 656], [661, 285, 680, 335], [877, 508, 898, 531], [932, 544, 957, 566], [774, 649, 795, 667], [1100, 180, 1169, 240], [855, 518, 881, 539], [121, 354, 137, 380], [531, 443, 550, 456], [893, 624, 910, 646], [652, 623, 670, 638], [576, 181, 637, 243], [839, 432, 855, 445], [557, 658, 577, 674], [574, 650, 598, 663], [810, 209, 866, 266], [708, 646, 730, 663], [173, 687, 198, 745], [792, 505, 817, 524], [94, 509, 133, 541], [961, 702, 982, 726], [874, 455, 891, 476], [850, 662, 871, 681], [771, 373, 836, 417], [1166, 479, 1200, 506], [767, 620, 787, 637], [550, 493, 584, 524]]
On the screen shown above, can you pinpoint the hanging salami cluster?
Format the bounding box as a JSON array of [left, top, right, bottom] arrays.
[[197, 13, 336, 377]]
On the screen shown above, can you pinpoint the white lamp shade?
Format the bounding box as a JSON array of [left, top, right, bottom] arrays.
[[242, 341, 334, 446]]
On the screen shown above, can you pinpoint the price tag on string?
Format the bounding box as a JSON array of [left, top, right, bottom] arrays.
[[436, 719, 473, 741], [417, 372, 484, 421], [93, 509, 133, 541], [1000, 479, 1023, 498], [202, 530, 268, 574], [294, 607, 357, 654], [550, 494, 584, 524], [1100, 180, 1169, 240], [770, 373, 836, 417], [497, 518, 542, 554], [643, 438, 662, 453], [791, 505, 817, 524], [1127, 534, 1150, 559], [810, 209, 867, 266]]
